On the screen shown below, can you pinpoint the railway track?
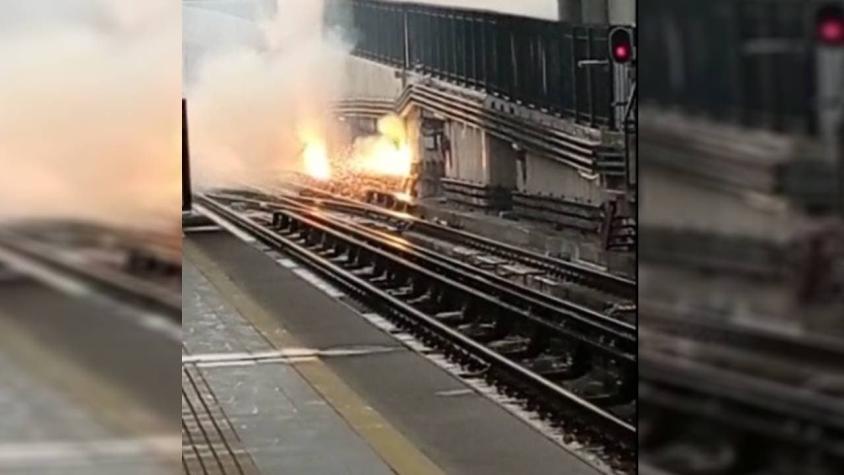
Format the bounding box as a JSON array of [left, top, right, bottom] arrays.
[[217, 189, 634, 330], [640, 306, 844, 474], [640, 349, 844, 474], [0, 231, 181, 318], [250, 184, 635, 303], [642, 303, 844, 372], [198, 192, 637, 469]]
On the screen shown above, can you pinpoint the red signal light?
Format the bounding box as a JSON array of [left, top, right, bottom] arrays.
[[614, 44, 631, 62], [609, 27, 635, 64], [816, 5, 844, 46]]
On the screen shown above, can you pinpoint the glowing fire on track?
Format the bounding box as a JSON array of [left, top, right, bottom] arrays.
[[302, 140, 332, 181], [349, 137, 412, 177], [300, 114, 412, 183]]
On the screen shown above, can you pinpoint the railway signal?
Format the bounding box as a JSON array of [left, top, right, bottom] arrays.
[[813, 4, 844, 213], [816, 4, 844, 46], [608, 26, 636, 64]]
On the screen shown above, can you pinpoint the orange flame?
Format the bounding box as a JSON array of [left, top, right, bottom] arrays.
[[350, 137, 412, 177], [299, 114, 412, 182], [302, 140, 331, 181]]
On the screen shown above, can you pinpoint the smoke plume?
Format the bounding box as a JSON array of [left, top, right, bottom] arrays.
[[185, 0, 351, 190], [0, 0, 180, 232]]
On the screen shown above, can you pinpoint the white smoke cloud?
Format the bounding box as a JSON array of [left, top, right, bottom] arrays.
[[183, 0, 557, 190], [0, 0, 180, 232], [185, 0, 351, 190]]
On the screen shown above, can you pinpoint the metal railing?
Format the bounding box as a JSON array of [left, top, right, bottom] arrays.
[[326, 0, 617, 129], [640, 0, 817, 135]]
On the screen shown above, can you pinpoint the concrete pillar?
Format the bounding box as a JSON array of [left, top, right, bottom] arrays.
[[560, 0, 612, 24], [581, 0, 609, 24], [557, 0, 582, 22], [485, 135, 517, 190], [608, 0, 636, 25]]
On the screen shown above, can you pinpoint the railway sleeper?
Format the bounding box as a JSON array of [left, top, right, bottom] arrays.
[[283, 208, 637, 357], [367, 273, 392, 287], [348, 265, 376, 277], [281, 229, 303, 241], [520, 355, 577, 379], [328, 253, 351, 264], [316, 246, 341, 259], [486, 335, 532, 358], [585, 371, 635, 407], [551, 345, 594, 380], [404, 293, 436, 312], [582, 386, 634, 407], [385, 285, 415, 298], [433, 310, 465, 325], [304, 230, 326, 248], [459, 321, 506, 343]]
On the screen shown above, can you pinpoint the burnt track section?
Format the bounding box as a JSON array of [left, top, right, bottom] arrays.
[[199, 193, 636, 470]]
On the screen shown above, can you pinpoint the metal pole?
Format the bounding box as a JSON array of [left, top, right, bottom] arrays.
[[182, 98, 192, 213], [816, 47, 844, 214], [838, 116, 844, 215]]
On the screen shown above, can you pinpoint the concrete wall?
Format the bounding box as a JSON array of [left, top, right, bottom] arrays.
[[443, 118, 603, 202], [521, 153, 605, 203], [640, 166, 798, 241], [486, 136, 518, 189], [341, 56, 405, 100], [558, 0, 635, 25], [446, 121, 487, 183], [444, 123, 519, 189]]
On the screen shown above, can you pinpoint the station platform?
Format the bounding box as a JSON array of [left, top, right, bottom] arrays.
[[183, 229, 604, 475], [0, 274, 180, 474]]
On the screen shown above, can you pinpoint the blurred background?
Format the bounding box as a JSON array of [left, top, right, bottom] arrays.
[[0, 1, 181, 473], [639, 0, 844, 474]]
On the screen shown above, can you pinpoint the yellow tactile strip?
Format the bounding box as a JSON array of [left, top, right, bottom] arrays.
[[185, 240, 446, 475]]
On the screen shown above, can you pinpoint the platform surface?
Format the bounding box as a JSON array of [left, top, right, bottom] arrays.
[[0, 276, 180, 474], [183, 229, 603, 475]]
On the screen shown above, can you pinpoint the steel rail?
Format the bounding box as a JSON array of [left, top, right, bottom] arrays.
[[211, 192, 636, 357], [294, 203, 636, 333], [641, 303, 844, 372], [287, 185, 636, 300], [198, 194, 636, 452], [640, 349, 844, 459]]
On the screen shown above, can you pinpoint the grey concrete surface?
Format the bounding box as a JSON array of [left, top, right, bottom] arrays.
[[0, 279, 180, 474], [186, 230, 602, 475], [183, 261, 395, 475]]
